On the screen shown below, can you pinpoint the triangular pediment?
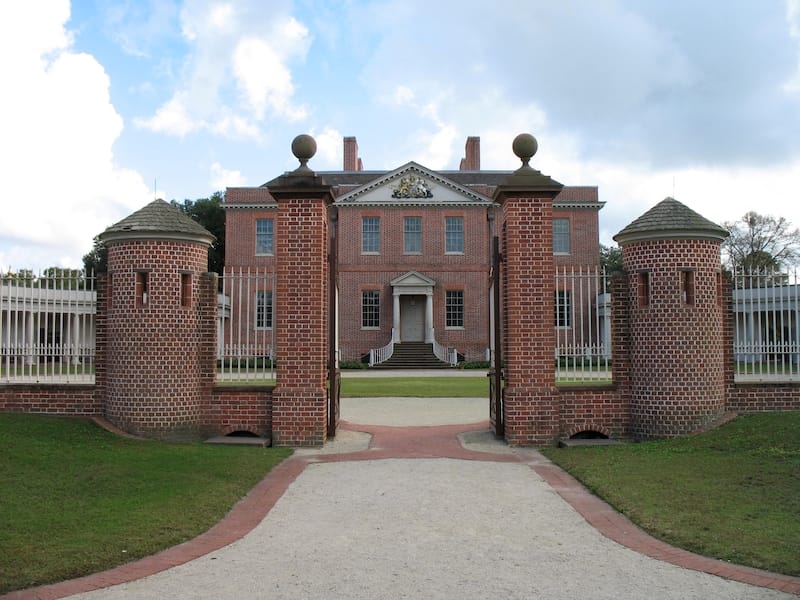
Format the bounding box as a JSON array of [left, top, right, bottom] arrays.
[[334, 162, 494, 206], [390, 271, 436, 288]]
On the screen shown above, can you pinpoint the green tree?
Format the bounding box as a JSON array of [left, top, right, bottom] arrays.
[[600, 244, 623, 276], [40, 267, 86, 289], [171, 191, 226, 275], [722, 212, 800, 273], [82, 236, 107, 275]]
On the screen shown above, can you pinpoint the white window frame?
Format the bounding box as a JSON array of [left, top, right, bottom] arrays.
[[362, 216, 381, 254], [553, 218, 570, 255], [255, 219, 274, 255], [445, 216, 464, 254], [404, 216, 422, 254]]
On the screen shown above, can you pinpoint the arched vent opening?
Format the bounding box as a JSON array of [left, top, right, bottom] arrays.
[[226, 430, 259, 438], [570, 430, 609, 440]]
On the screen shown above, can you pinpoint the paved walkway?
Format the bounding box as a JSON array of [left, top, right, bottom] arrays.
[[6, 397, 799, 599]]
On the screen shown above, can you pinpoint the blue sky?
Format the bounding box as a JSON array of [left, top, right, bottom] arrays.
[[2, 0, 800, 271]]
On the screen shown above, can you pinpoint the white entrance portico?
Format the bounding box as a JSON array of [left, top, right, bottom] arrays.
[[390, 271, 436, 344]]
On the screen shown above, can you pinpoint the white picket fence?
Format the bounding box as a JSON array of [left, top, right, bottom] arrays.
[[1, 271, 96, 383], [733, 268, 800, 382]]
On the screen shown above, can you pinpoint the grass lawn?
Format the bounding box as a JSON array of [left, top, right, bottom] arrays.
[[0, 414, 292, 594], [542, 412, 800, 576], [341, 376, 489, 397]]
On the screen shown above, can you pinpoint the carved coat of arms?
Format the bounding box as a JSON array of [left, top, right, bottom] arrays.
[[391, 175, 433, 199]]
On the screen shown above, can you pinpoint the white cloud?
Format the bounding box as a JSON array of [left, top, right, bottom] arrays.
[[138, 1, 309, 139], [785, 0, 800, 93], [210, 162, 246, 189], [0, 1, 151, 271], [312, 127, 343, 169]]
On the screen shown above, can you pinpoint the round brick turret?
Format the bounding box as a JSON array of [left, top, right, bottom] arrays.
[[99, 199, 215, 440], [614, 197, 728, 439]]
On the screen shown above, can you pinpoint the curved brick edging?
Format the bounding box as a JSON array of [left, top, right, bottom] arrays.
[[4, 421, 798, 599]]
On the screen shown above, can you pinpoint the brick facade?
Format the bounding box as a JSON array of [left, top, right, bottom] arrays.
[[224, 137, 602, 363]]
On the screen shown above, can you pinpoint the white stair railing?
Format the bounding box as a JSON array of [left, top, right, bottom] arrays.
[[369, 330, 395, 366], [433, 338, 457, 366]]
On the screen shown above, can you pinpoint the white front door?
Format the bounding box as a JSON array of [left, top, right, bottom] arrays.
[[400, 295, 425, 341]]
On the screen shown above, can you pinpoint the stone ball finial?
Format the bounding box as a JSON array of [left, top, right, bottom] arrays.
[[291, 134, 317, 171], [512, 133, 538, 169]]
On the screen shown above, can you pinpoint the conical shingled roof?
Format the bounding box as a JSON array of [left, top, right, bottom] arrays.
[[613, 197, 728, 245], [100, 199, 215, 245]]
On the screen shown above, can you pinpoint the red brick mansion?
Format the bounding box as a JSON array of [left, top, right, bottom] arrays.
[[224, 136, 604, 364]]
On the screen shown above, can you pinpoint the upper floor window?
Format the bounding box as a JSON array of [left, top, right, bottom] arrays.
[[404, 216, 422, 254], [256, 219, 274, 255], [445, 216, 464, 254], [446, 290, 464, 328], [362, 290, 380, 328], [256, 290, 273, 329], [553, 218, 570, 254], [362, 216, 380, 254]]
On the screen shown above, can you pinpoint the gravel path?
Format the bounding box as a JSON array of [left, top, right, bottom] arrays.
[[63, 398, 795, 600]]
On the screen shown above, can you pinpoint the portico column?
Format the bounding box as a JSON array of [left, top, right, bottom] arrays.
[[424, 290, 434, 343], [393, 291, 401, 342]]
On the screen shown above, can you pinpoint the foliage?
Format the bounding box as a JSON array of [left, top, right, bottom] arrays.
[[3, 268, 90, 289], [0, 414, 291, 593], [338, 360, 368, 370], [171, 191, 226, 275], [722, 211, 800, 273], [82, 235, 107, 275], [542, 412, 800, 575], [459, 360, 490, 369], [600, 244, 623, 275]]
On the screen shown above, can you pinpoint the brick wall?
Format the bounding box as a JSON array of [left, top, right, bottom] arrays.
[[557, 387, 629, 439], [206, 386, 273, 437], [623, 238, 726, 438], [0, 385, 101, 415], [104, 239, 212, 440]]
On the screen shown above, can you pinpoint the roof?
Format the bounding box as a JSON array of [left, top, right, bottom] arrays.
[[100, 199, 215, 245], [247, 167, 600, 209], [613, 197, 728, 245]]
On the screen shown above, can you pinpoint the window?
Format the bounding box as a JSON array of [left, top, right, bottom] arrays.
[[555, 290, 572, 327], [180, 273, 192, 308], [255, 291, 273, 329], [362, 217, 380, 254], [446, 290, 464, 328], [135, 271, 148, 308], [404, 216, 422, 254], [681, 270, 695, 305], [255, 219, 274, 255], [638, 272, 650, 307], [362, 291, 380, 328], [553, 218, 570, 254], [445, 216, 464, 254]]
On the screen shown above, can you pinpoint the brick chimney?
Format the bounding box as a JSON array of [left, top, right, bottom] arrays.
[[343, 136, 362, 171], [459, 136, 480, 170]]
